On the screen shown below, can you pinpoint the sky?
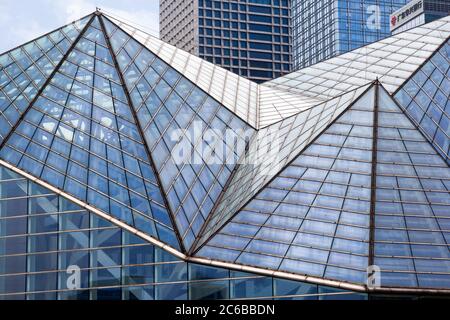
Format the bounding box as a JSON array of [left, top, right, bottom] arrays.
[[0, 0, 160, 52]]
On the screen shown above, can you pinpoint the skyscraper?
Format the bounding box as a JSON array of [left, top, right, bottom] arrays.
[[0, 10, 449, 300], [160, 0, 292, 83], [292, 0, 410, 70]]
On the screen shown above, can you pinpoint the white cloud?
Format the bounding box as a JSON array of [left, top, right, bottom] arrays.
[[0, 0, 160, 53], [65, 0, 95, 22], [58, 0, 160, 36], [0, 2, 50, 52]]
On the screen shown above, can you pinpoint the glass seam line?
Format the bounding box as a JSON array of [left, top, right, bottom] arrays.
[[368, 80, 380, 270], [381, 84, 450, 280], [97, 14, 186, 253], [195, 87, 352, 247], [103, 13, 257, 250], [196, 92, 317, 242], [187, 152, 244, 255], [393, 78, 450, 169], [395, 84, 450, 163], [391, 35, 450, 161], [0, 14, 96, 151]]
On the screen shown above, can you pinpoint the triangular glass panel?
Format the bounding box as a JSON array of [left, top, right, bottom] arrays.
[[0, 16, 180, 250], [101, 16, 255, 251], [0, 15, 92, 145], [374, 86, 450, 289], [196, 86, 376, 285], [103, 14, 259, 129], [394, 38, 450, 165]]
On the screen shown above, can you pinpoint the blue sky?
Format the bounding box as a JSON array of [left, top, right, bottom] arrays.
[[0, 0, 160, 52]]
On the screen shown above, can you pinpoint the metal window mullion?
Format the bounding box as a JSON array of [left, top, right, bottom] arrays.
[[368, 81, 380, 271], [392, 35, 450, 96]]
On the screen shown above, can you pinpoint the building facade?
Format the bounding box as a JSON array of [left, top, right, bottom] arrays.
[[292, 0, 410, 70], [390, 0, 450, 34], [160, 0, 292, 83], [0, 11, 450, 300]]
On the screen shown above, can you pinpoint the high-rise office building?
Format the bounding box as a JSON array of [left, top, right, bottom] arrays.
[[160, 0, 292, 83], [0, 10, 450, 300], [390, 0, 450, 34], [292, 0, 410, 70]]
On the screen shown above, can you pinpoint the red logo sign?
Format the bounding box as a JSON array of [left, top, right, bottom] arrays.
[[391, 15, 397, 26]]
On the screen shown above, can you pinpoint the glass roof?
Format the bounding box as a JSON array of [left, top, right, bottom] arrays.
[[0, 163, 182, 300], [374, 86, 450, 289], [104, 15, 260, 128], [196, 84, 450, 289], [103, 15, 450, 128], [101, 16, 255, 251], [258, 85, 323, 128], [0, 11, 448, 292]]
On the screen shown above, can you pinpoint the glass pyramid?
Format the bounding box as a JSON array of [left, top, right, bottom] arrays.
[[0, 11, 449, 298], [374, 87, 450, 289]]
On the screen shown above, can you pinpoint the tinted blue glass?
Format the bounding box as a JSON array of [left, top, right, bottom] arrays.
[[190, 280, 229, 300], [231, 273, 273, 298], [1, 165, 372, 300], [274, 279, 318, 300]]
